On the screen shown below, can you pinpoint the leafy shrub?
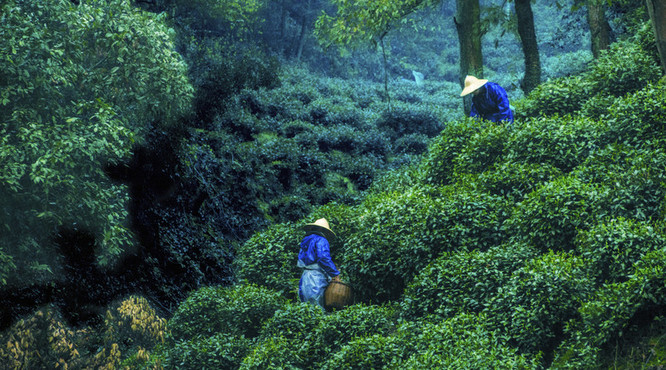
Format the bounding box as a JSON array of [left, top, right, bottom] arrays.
[[321, 331, 406, 369], [103, 296, 168, 351], [400, 243, 538, 321], [504, 115, 602, 173], [160, 333, 252, 369], [503, 175, 603, 252], [239, 336, 303, 369], [375, 103, 444, 140], [485, 251, 593, 354], [324, 314, 539, 369], [462, 160, 562, 202], [0, 0, 193, 285], [421, 118, 482, 185], [268, 194, 313, 222], [394, 133, 430, 154], [178, 137, 270, 240], [588, 39, 662, 98], [258, 302, 325, 342], [193, 46, 280, 121], [168, 284, 287, 341], [553, 249, 666, 368], [0, 307, 87, 369], [633, 21, 660, 63], [399, 314, 541, 369], [576, 218, 666, 283], [342, 186, 509, 303], [600, 82, 666, 147], [300, 124, 389, 158], [573, 144, 666, 221], [453, 123, 511, 176], [237, 85, 310, 123], [579, 93, 618, 120], [308, 97, 362, 127], [280, 119, 315, 139], [232, 222, 299, 295], [513, 75, 592, 118], [299, 303, 398, 367]]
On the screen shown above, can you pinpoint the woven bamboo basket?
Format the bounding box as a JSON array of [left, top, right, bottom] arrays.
[[324, 280, 353, 311]]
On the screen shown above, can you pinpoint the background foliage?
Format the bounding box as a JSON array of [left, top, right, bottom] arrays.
[[3, 0, 666, 368]]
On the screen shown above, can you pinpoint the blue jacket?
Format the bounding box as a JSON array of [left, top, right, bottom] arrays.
[[470, 82, 514, 124], [298, 234, 340, 277]]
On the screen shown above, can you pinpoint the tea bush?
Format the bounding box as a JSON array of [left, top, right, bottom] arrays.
[[503, 175, 604, 252], [375, 102, 444, 140], [299, 303, 398, 367], [485, 251, 593, 355], [573, 144, 666, 221], [399, 314, 541, 368], [542, 50, 593, 80], [299, 124, 389, 157], [588, 39, 661, 98], [575, 218, 666, 283], [193, 47, 281, 121], [553, 249, 666, 368], [308, 97, 362, 127], [258, 302, 325, 343], [237, 87, 302, 122], [421, 118, 483, 185], [321, 331, 406, 369], [239, 336, 303, 369], [579, 93, 617, 120], [504, 115, 602, 173], [324, 314, 539, 369], [400, 243, 538, 321], [160, 333, 252, 369], [394, 133, 430, 154], [461, 160, 562, 202], [342, 186, 509, 303], [168, 284, 287, 340], [600, 82, 666, 147], [232, 223, 301, 296], [452, 122, 511, 176], [513, 75, 591, 118]]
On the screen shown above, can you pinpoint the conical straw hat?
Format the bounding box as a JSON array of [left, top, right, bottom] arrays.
[[303, 218, 336, 240], [460, 75, 489, 96]]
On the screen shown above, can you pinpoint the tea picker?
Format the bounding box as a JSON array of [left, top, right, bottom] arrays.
[[297, 218, 352, 311], [460, 75, 514, 124]]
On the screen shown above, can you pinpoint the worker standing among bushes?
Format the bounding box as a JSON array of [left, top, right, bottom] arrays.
[[297, 218, 341, 309], [460, 75, 514, 124]]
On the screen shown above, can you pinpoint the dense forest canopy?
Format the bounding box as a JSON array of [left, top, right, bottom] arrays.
[[1, 0, 666, 368]]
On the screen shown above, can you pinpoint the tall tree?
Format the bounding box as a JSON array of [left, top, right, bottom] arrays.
[[587, 0, 612, 58], [315, 0, 438, 105], [514, 0, 541, 94], [0, 0, 193, 287], [646, 0, 666, 74], [454, 0, 483, 114]]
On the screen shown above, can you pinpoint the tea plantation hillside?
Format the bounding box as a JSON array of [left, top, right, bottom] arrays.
[[2, 7, 665, 369], [153, 23, 666, 368]]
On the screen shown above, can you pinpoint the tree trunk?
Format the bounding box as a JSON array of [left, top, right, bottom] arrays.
[[296, 0, 312, 61], [587, 0, 611, 59], [454, 0, 483, 115], [296, 18, 307, 61], [646, 0, 666, 75], [279, 2, 288, 56], [515, 0, 541, 95]]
